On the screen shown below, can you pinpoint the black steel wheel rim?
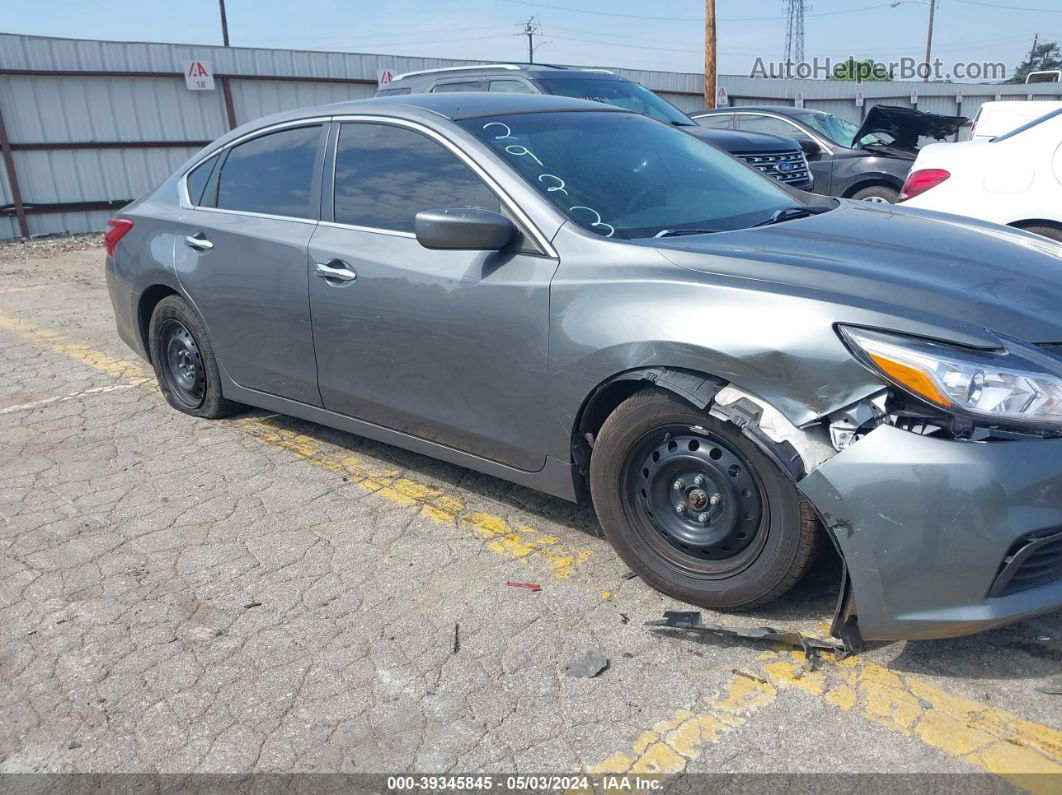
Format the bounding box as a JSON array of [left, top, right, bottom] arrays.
[[159, 318, 205, 408], [623, 424, 767, 575]]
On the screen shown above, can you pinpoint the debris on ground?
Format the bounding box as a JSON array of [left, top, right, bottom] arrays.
[[564, 651, 610, 678], [646, 610, 851, 664], [1035, 676, 1062, 695], [622, 570, 639, 580], [619, 613, 630, 624], [506, 581, 541, 592], [0, 233, 102, 264], [452, 623, 460, 655]]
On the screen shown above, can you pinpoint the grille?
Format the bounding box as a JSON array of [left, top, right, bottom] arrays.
[[736, 149, 811, 186], [988, 529, 1062, 598]]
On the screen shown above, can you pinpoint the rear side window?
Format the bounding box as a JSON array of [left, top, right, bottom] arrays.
[[490, 79, 536, 94], [185, 154, 219, 205], [217, 126, 321, 219], [333, 123, 500, 233], [377, 87, 411, 96], [433, 81, 483, 93]]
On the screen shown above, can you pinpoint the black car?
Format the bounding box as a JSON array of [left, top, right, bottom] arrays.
[[378, 64, 813, 191], [693, 105, 966, 203]]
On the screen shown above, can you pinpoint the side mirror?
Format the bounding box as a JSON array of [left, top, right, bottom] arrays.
[[798, 138, 822, 156], [414, 208, 516, 251]]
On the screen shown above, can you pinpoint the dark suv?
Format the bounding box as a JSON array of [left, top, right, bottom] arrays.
[[379, 65, 813, 191], [693, 105, 965, 203]]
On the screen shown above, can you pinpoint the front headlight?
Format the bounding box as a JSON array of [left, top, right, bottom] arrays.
[[839, 326, 1062, 429]]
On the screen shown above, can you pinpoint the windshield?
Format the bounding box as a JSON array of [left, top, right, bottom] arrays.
[[992, 107, 1062, 142], [801, 112, 859, 147], [460, 111, 801, 240], [535, 76, 694, 127]]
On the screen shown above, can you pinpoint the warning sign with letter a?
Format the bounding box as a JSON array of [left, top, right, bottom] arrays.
[[185, 61, 215, 91]]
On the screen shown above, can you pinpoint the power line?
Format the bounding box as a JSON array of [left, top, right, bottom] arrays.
[[500, 0, 896, 23], [953, 0, 1062, 11]]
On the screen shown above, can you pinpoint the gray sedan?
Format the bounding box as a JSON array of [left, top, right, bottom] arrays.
[[105, 93, 1062, 647]]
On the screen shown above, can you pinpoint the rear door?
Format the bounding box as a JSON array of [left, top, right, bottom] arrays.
[[175, 122, 326, 405], [307, 119, 558, 471]]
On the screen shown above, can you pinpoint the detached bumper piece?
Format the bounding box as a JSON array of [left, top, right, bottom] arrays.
[[989, 529, 1062, 598], [646, 610, 854, 661]]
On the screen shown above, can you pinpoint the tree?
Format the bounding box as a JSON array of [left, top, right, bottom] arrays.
[[1010, 41, 1062, 84], [828, 57, 891, 82]]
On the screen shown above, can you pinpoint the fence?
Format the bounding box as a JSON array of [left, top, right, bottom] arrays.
[[2, 32, 1060, 239]]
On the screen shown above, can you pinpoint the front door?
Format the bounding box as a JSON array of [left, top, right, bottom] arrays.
[[308, 120, 557, 471], [174, 124, 325, 405]]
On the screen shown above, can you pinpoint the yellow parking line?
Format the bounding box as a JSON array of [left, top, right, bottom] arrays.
[[590, 649, 1062, 791], [0, 312, 593, 579]]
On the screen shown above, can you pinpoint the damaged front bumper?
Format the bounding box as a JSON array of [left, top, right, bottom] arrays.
[[798, 425, 1062, 642]]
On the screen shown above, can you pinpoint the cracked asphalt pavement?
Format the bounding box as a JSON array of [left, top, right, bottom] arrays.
[[1, 236, 1060, 785]]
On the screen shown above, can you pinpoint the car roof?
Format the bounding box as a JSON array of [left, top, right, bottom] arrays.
[[694, 105, 821, 117], [388, 64, 621, 82], [202, 93, 631, 155]]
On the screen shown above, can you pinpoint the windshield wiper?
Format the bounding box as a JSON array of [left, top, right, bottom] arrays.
[[751, 206, 831, 227], [653, 228, 723, 238]]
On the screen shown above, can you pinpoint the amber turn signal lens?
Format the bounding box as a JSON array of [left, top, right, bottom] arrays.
[[868, 353, 951, 407]]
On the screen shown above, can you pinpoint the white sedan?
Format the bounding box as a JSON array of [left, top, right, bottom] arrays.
[[898, 107, 1062, 243]]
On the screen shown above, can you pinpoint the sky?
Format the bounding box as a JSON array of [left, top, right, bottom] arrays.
[[3, 0, 1061, 80]]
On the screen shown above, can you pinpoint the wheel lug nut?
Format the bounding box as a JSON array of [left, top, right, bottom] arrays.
[[697, 512, 709, 523], [675, 505, 685, 514], [672, 480, 684, 490], [710, 494, 721, 505], [693, 474, 705, 486]]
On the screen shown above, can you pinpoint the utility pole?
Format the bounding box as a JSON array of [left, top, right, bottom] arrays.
[[1027, 33, 1040, 72], [923, 0, 936, 82], [704, 0, 716, 108], [522, 17, 540, 64], [219, 0, 230, 47]]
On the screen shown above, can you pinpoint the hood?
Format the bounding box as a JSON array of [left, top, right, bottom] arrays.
[[854, 105, 966, 152], [688, 127, 800, 154], [653, 201, 1062, 346]]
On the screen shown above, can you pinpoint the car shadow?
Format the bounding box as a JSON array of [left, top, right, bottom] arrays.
[[238, 410, 1062, 677]]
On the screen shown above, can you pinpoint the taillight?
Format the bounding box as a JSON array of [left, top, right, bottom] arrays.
[[897, 168, 951, 202], [104, 218, 133, 257]]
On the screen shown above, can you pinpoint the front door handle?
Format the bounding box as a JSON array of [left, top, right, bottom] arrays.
[[184, 233, 213, 252], [315, 260, 357, 282]]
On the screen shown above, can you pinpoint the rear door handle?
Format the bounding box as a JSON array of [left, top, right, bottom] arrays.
[[315, 260, 357, 282], [184, 234, 213, 252]]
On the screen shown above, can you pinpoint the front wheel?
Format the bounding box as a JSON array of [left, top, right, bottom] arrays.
[[148, 295, 239, 419], [589, 389, 820, 611]]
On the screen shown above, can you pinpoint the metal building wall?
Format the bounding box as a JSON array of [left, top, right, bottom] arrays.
[[2, 32, 1061, 239]]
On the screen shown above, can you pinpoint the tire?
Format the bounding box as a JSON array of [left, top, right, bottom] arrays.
[[148, 295, 239, 419], [589, 388, 820, 611], [850, 184, 899, 204], [1019, 225, 1062, 244]]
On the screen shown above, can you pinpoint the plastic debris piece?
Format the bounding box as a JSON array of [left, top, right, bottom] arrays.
[[646, 610, 852, 660], [564, 651, 610, 678], [506, 581, 542, 592]]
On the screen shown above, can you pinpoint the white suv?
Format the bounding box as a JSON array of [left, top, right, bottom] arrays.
[[898, 107, 1062, 243]]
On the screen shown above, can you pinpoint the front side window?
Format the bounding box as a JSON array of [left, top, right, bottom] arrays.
[[461, 111, 799, 240], [334, 123, 500, 233], [185, 153, 219, 206], [737, 114, 808, 141], [695, 114, 734, 130], [535, 76, 694, 127], [216, 126, 321, 218]]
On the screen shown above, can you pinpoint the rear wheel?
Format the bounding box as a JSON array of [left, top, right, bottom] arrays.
[[850, 184, 899, 204], [148, 295, 238, 419], [589, 389, 819, 610], [1018, 224, 1062, 244]]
